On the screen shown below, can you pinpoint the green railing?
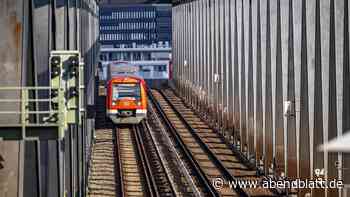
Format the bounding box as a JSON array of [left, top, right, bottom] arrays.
[[0, 86, 64, 140], [0, 50, 84, 140]]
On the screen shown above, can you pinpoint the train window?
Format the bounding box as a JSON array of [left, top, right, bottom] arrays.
[[113, 83, 141, 100]]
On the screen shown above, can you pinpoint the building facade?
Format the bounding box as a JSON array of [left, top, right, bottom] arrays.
[[99, 4, 172, 88], [99, 4, 172, 48]]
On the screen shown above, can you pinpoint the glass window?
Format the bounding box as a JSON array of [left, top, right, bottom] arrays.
[[112, 83, 141, 100]]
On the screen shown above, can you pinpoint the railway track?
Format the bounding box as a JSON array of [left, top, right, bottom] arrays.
[[137, 122, 178, 196], [116, 126, 146, 196], [149, 89, 281, 197], [147, 101, 203, 196], [89, 94, 177, 197], [116, 124, 177, 197]]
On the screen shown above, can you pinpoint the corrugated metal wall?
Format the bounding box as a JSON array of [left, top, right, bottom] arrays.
[[0, 0, 99, 197], [172, 0, 350, 196]]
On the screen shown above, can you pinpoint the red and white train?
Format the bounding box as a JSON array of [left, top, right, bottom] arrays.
[[105, 62, 147, 124]]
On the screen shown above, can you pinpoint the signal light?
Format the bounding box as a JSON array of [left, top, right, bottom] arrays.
[[68, 56, 79, 66], [51, 56, 61, 77], [51, 56, 61, 66], [68, 87, 78, 98], [68, 56, 79, 77]]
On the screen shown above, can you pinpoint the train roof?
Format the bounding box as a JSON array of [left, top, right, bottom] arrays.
[[108, 63, 139, 74]]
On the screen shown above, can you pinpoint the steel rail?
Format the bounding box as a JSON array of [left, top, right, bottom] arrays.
[[158, 89, 249, 197], [147, 101, 203, 197], [148, 89, 220, 197], [115, 127, 125, 197], [140, 120, 178, 196], [133, 124, 159, 197]]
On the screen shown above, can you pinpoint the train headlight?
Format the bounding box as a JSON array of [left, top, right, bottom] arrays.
[[137, 101, 141, 106], [112, 101, 117, 106]]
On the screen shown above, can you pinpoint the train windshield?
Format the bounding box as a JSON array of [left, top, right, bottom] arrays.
[[112, 83, 141, 100]]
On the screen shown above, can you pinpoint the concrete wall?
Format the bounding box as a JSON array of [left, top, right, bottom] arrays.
[[0, 0, 99, 196], [172, 0, 350, 196]]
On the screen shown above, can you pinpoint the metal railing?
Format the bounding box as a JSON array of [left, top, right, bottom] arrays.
[[0, 86, 62, 140]]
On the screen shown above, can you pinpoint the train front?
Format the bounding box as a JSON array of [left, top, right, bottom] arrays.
[[106, 76, 147, 124]]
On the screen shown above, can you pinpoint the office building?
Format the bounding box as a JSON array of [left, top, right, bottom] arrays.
[[99, 4, 172, 48]]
